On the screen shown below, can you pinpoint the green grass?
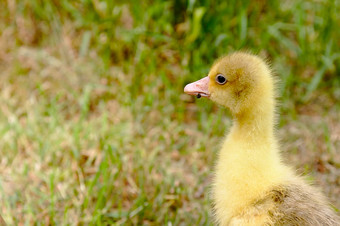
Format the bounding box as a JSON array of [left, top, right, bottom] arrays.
[[0, 0, 339, 224]]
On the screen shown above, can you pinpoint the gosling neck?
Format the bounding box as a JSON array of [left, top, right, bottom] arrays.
[[231, 101, 275, 142]]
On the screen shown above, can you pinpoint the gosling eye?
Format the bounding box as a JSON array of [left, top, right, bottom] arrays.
[[215, 74, 227, 85]]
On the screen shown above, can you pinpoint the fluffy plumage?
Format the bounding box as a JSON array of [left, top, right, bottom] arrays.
[[184, 52, 340, 225]]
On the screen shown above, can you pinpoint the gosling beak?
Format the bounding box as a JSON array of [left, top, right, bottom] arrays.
[[184, 76, 210, 98]]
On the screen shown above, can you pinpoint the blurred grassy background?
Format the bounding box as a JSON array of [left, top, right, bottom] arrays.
[[0, 0, 339, 224]]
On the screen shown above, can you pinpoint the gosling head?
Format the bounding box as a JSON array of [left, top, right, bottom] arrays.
[[184, 52, 275, 116]]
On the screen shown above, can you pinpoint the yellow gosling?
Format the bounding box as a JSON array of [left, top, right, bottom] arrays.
[[184, 52, 340, 225]]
